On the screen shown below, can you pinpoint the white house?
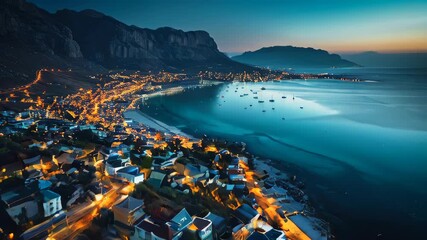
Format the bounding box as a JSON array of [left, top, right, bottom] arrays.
[[41, 190, 62, 217], [116, 166, 145, 184]]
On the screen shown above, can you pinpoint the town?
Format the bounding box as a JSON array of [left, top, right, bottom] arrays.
[[0, 70, 331, 240]]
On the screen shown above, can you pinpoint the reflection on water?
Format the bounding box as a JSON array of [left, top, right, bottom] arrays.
[[140, 68, 427, 239]]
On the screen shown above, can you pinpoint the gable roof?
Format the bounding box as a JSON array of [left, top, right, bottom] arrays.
[[113, 195, 144, 214], [233, 204, 260, 224], [22, 155, 41, 166], [136, 217, 171, 240], [41, 190, 61, 202], [147, 171, 167, 189], [167, 208, 193, 232]]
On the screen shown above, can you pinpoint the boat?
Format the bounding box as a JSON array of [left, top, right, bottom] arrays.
[[258, 100, 264, 103], [261, 87, 266, 90], [282, 96, 286, 99], [269, 99, 274, 102], [249, 104, 252, 107], [300, 106, 304, 109], [254, 96, 258, 99], [262, 110, 266, 112], [272, 108, 275, 110]]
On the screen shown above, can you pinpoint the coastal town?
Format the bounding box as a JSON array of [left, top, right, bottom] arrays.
[[0, 70, 332, 240]]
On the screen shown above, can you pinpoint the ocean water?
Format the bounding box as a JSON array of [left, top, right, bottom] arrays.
[[140, 68, 427, 239]]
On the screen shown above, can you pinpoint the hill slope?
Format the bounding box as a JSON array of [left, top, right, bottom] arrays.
[[0, 0, 254, 89], [232, 46, 358, 69]]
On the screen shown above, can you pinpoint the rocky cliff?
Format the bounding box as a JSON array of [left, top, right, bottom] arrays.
[[0, 0, 82, 58], [54, 9, 244, 71], [0, 0, 254, 89]]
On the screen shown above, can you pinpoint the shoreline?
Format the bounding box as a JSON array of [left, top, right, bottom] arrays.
[[127, 105, 331, 239]]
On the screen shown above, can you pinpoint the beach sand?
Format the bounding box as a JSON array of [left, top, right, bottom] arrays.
[[123, 109, 193, 138]]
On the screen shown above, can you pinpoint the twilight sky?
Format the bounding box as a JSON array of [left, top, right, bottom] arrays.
[[29, 0, 427, 54]]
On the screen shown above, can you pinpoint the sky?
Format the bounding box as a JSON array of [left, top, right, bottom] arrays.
[[29, 0, 427, 54]]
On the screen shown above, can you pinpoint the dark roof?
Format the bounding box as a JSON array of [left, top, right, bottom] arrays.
[[117, 165, 139, 175], [265, 228, 285, 240], [247, 231, 269, 240], [136, 218, 170, 239], [168, 208, 192, 232], [192, 217, 211, 230], [204, 212, 226, 235], [41, 190, 61, 202], [233, 204, 259, 224], [147, 171, 166, 189], [0, 151, 23, 168]]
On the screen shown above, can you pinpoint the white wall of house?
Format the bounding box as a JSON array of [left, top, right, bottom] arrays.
[[43, 196, 62, 217], [117, 172, 144, 184]]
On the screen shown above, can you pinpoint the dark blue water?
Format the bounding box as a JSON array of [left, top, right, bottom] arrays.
[[140, 68, 427, 240]]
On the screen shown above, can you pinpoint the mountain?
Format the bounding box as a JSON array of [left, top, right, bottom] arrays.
[[341, 51, 427, 68], [53, 9, 249, 72], [0, 0, 103, 88], [0, 0, 254, 89], [231, 46, 358, 69]]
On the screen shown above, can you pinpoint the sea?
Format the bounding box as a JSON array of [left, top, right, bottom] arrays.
[[139, 68, 427, 240]]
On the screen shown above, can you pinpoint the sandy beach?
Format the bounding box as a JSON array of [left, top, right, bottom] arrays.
[[123, 109, 193, 138]]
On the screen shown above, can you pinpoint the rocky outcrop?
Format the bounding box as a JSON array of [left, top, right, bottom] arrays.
[[0, 0, 254, 89], [54, 9, 244, 71], [0, 0, 82, 58]]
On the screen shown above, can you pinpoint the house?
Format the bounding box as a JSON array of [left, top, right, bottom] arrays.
[[133, 217, 171, 240], [174, 163, 209, 183], [116, 166, 145, 184], [41, 190, 62, 217], [247, 222, 287, 240], [22, 155, 42, 170], [135, 207, 193, 240], [165, 208, 193, 236], [6, 199, 38, 225], [105, 159, 131, 176], [232, 204, 260, 230], [185, 217, 213, 240], [54, 184, 84, 207], [146, 171, 167, 189], [203, 212, 227, 239], [54, 152, 75, 165], [112, 195, 145, 229]]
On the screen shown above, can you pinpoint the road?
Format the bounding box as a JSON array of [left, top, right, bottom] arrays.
[[48, 182, 126, 240], [0, 70, 43, 94], [20, 182, 126, 240]]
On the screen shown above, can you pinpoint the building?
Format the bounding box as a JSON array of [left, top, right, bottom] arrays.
[[134, 207, 193, 240], [185, 217, 213, 240], [41, 190, 62, 217], [146, 171, 167, 189], [112, 196, 145, 228], [203, 212, 227, 239], [116, 166, 145, 184], [232, 204, 260, 230]]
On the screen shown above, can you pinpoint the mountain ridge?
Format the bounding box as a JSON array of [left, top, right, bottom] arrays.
[[232, 46, 359, 69], [0, 0, 255, 88]]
